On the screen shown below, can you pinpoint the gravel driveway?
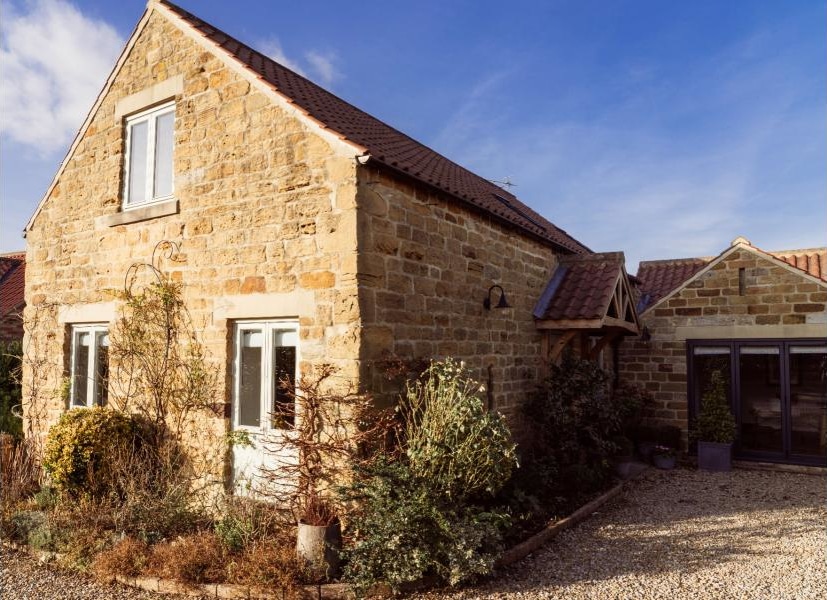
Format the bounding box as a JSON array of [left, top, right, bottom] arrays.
[[418, 467, 827, 600], [2, 468, 825, 599]]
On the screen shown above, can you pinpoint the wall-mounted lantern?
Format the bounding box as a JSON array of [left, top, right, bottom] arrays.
[[483, 285, 511, 310]]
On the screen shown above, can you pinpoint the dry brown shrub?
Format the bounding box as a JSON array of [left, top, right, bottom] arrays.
[[148, 531, 225, 584], [227, 539, 307, 594], [0, 435, 41, 511], [92, 536, 150, 579]]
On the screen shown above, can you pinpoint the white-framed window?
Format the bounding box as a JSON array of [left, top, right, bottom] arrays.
[[233, 321, 299, 432], [123, 101, 175, 208], [69, 324, 109, 408]]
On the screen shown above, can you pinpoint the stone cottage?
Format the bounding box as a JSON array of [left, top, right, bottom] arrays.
[[22, 1, 640, 487], [619, 237, 827, 466]]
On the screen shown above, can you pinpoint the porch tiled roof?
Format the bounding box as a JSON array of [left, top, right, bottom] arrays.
[[159, 1, 590, 255], [536, 253, 626, 321]]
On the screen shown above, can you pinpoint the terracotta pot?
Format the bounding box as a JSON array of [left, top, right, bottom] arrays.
[[697, 441, 732, 472]]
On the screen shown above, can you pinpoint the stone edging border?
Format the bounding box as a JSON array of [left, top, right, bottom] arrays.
[[2, 472, 643, 599]]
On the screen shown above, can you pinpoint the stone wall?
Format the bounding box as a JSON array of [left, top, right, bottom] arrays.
[[354, 166, 561, 424], [23, 11, 361, 436], [618, 247, 827, 435]]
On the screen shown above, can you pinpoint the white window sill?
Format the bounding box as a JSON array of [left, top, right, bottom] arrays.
[[99, 199, 178, 227]]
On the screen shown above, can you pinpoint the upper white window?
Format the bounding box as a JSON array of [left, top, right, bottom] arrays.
[[69, 324, 109, 408], [233, 321, 299, 432], [123, 101, 175, 208]]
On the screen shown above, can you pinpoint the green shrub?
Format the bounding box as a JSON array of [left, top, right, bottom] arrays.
[[34, 486, 59, 510], [522, 355, 632, 499], [341, 459, 508, 595], [42, 407, 136, 498], [8, 510, 49, 546], [402, 359, 517, 501], [694, 370, 736, 443]]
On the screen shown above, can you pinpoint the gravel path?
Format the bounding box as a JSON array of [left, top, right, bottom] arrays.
[[417, 468, 827, 600], [2, 468, 825, 599]]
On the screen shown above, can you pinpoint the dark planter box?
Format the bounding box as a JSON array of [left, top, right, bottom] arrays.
[[697, 441, 732, 472]]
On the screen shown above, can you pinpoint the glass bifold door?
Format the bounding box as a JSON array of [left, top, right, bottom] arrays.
[[689, 340, 827, 465]]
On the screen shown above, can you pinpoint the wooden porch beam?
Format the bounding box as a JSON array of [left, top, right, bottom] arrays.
[[549, 330, 578, 362]]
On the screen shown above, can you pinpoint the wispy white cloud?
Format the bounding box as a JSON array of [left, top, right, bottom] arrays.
[[428, 24, 825, 271], [304, 50, 341, 87], [0, 0, 123, 155], [257, 38, 342, 87], [258, 36, 307, 77]]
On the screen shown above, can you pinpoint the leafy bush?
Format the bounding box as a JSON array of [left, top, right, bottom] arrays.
[[612, 381, 654, 431], [42, 407, 136, 498], [522, 355, 635, 500], [8, 510, 50, 547], [0, 341, 22, 439], [402, 359, 517, 501], [342, 459, 508, 595], [694, 370, 736, 443]]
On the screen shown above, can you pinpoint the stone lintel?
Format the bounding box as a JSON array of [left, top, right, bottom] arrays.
[[675, 323, 827, 341]]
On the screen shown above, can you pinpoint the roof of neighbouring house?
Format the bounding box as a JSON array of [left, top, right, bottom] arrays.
[[635, 258, 711, 309], [0, 252, 26, 318], [635, 239, 827, 312], [772, 249, 826, 281], [156, 0, 590, 255]]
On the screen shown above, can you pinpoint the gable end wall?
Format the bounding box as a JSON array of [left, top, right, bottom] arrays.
[[619, 248, 827, 434], [23, 11, 361, 439]]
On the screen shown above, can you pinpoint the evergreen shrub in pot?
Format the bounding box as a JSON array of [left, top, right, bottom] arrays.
[[694, 371, 736, 471]]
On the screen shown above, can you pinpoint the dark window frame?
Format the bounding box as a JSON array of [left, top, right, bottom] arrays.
[[686, 338, 826, 467]]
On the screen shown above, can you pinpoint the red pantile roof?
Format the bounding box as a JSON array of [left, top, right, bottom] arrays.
[[535, 252, 627, 321], [159, 1, 589, 255], [635, 244, 827, 311], [635, 258, 710, 309], [772, 249, 826, 280], [0, 253, 26, 318]]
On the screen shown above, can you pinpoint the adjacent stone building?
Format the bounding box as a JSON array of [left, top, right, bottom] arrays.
[[619, 238, 827, 466], [23, 1, 634, 486]]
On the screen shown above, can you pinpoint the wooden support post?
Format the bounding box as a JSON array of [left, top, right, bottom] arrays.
[[589, 332, 619, 360], [549, 330, 577, 363]]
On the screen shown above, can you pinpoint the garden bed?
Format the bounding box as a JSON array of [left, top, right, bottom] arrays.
[[2, 471, 642, 599]]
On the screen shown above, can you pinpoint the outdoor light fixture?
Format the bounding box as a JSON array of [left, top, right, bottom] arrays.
[[641, 326, 651, 342], [483, 285, 511, 310]]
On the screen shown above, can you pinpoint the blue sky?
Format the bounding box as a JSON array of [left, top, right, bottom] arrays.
[[1, 0, 824, 270]]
